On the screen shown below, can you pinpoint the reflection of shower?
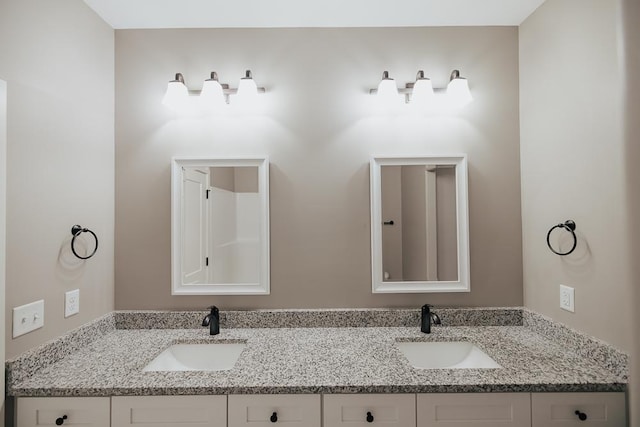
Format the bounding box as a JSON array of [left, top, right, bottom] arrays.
[[208, 167, 260, 284]]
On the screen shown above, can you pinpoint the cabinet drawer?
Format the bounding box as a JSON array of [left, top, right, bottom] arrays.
[[111, 396, 226, 427], [531, 392, 626, 426], [417, 393, 531, 427], [323, 394, 416, 427], [17, 397, 110, 427], [228, 394, 320, 427]]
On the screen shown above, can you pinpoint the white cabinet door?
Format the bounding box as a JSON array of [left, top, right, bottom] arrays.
[[111, 396, 226, 427], [417, 393, 531, 427], [228, 394, 321, 427], [17, 397, 110, 427], [531, 392, 626, 426], [323, 394, 416, 427]]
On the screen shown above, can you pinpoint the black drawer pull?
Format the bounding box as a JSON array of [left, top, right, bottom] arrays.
[[575, 410, 588, 421], [55, 415, 68, 426], [366, 411, 374, 423], [270, 412, 278, 423]]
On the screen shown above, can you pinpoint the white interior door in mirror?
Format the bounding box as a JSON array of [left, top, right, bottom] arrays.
[[182, 168, 208, 284], [370, 155, 470, 293], [172, 157, 270, 295]]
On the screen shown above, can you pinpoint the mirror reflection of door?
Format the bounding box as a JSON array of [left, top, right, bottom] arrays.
[[182, 166, 261, 285], [381, 165, 458, 282], [173, 157, 269, 295], [182, 168, 208, 284]]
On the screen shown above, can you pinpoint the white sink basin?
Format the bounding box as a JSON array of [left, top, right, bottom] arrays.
[[143, 343, 246, 372], [396, 341, 501, 369]]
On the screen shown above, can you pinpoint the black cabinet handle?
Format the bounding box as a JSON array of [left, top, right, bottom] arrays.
[[383, 220, 394, 225], [366, 411, 374, 423], [270, 412, 278, 423], [575, 410, 588, 421], [55, 415, 68, 426]]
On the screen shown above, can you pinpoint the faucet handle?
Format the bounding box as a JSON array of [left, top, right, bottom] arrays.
[[430, 311, 442, 325]]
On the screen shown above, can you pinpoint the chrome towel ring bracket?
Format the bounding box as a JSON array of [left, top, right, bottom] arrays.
[[546, 220, 577, 256], [71, 225, 98, 260]]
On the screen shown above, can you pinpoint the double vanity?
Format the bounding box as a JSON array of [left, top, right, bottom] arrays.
[[7, 307, 628, 427], [6, 157, 628, 426]]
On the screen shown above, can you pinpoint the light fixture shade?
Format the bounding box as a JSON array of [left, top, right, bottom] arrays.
[[447, 72, 472, 107], [162, 73, 189, 110], [376, 71, 399, 104], [237, 70, 258, 101], [200, 73, 226, 108], [162, 74, 188, 111], [411, 78, 435, 105]]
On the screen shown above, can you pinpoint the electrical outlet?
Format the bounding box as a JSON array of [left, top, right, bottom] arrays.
[[13, 300, 45, 338], [65, 289, 80, 318], [560, 284, 575, 312]]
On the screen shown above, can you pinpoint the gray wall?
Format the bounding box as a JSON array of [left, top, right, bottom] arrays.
[[401, 166, 429, 281], [519, 0, 632, 352], [211, 167, 259, 193], [115, 27, 523, 310], [381, 166, 404, 281], [0, 78, 6, 421], [622, 0, 640, 422], [0, 0, 115, 359]]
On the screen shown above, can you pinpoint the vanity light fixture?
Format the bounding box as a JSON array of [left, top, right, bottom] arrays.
[[162, 73, 189, 110], [369, 69, 472, 108], [374, 71, 400, 102], [408, 70, 435, 105], [446, 69, 473, 107], [200, 71, 228, 107], [162, 69, 266, 111], [236, 70, 263, 101]]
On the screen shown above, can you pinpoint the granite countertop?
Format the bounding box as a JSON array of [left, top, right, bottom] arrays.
[[7, 309, 628, 397]]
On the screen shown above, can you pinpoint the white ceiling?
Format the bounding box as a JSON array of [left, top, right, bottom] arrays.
[[83, 0, 547, 29]]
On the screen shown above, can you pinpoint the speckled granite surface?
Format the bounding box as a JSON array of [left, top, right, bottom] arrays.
[[6, 308, 627, 397], [523, 309, 628, 379], [114, 307, 523, 329], [6, 313, 116, 386]]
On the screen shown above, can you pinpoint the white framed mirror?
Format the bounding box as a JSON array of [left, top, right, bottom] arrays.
[[370, 155, 470, 293], [171, 157, 270, 295]]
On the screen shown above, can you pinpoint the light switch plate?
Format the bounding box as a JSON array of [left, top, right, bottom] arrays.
[[65, 289, 80, 318], [13, 299, 45, 338], [560, 284, 575, 312]]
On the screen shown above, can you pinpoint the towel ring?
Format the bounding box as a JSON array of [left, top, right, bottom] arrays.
[[71, 225, 98, 260], [546, 220, 577, 256]]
